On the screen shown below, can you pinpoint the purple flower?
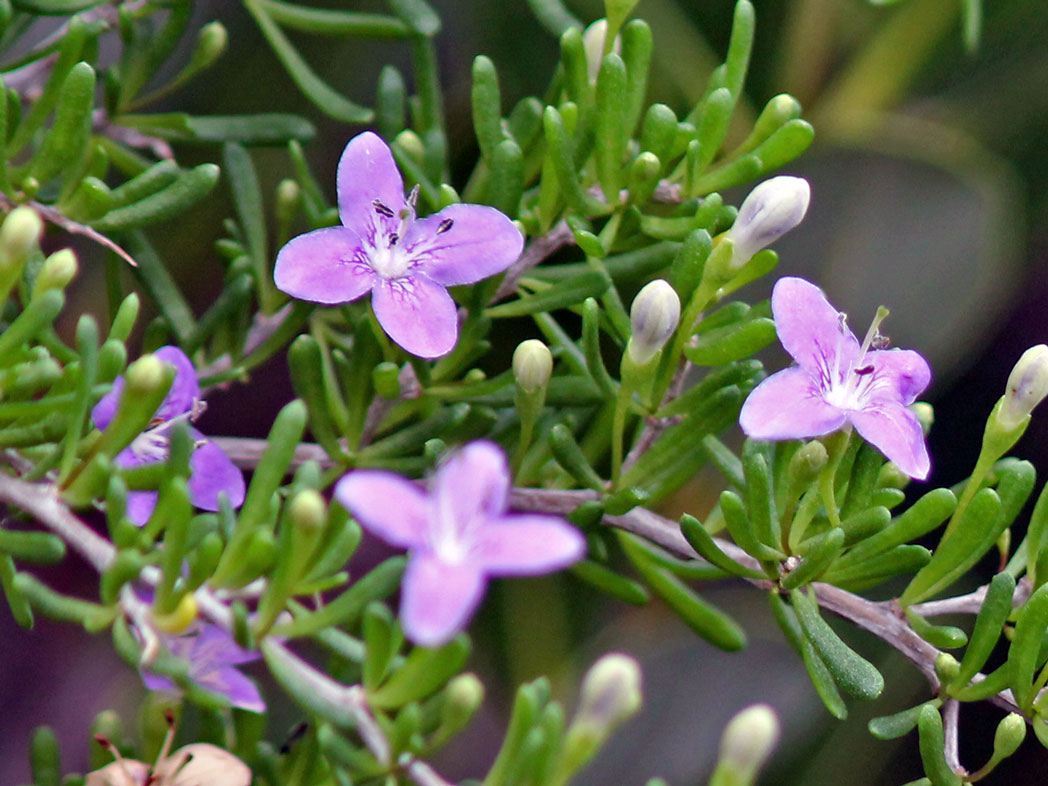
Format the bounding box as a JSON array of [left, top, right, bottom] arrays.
[[274, 132, 524, 358], [92, 346, 245, 525], [143, 623, 265, 713], [334, 441, 586, 647], [739, 277, 931, 479]]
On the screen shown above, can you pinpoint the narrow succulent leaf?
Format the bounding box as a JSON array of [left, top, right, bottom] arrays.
[[27, 61, 94, 185], [903, 608, 968, 650], [781, 528, 845, 590], [679, 514, 765, 579], [594, 53, 627, 202], [253, 0, 411, 37], [1009, 582, 1048, 712], [570, 560, 650, 604], [951, 572, 1015, 691], [620, 20, 652, 136], [370, 636, 470, 708], [720, 489, 783, 563], [123, 231, 196, 342], [869, 701, 941, 741], [472, 55, 504, 162], [769, 591, 847, 719], [485, 271, 610, 319], [0, 554, 32, 628], [792, 588, 884, 700], [917, 706, 963, 786], [92, 163, 220, 232]]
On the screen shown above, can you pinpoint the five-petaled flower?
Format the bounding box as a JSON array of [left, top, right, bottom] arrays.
[[335, 440, 586, 647], [739, 277, 931, 479], [91, 346, 245, 525], [274, 132, 524, 358], [142, 622, 265, 713]]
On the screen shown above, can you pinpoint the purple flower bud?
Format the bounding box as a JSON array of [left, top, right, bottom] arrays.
[[628, 279, 680, 366], [724, 176, 810, 269]]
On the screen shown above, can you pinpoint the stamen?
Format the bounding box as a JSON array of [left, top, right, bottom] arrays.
[[854, 365, 874, 376], [407, 184, 420, 210], [372, 199, 395, 218], [859, 305, 890, 358], [436, 218, 454, 234]]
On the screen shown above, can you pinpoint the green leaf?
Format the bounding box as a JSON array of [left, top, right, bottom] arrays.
[[245, 0, 374, 124], [92, 163, 220, 232], [770, 591, 846, 719], [549, 423, 604, 491], [117, 113, 315, 145], [123, 232, 196, 342], [570, 560, 650, 604], [679, 514, 765, 579], [619, 531, 746, 651], [471, 56, 504, 162], [27, 61, 94, 185], [903, 608, 968, 650], [791, 587, 884, 700], [719, 489, 783, 563], [253, 0, 410, 37], [781, 528, 845, 590], [1008, 582, 1048, 712], [485, 271, 610, 319], [594, 53, 628, 202], [869, 701, 940, 740], [386, 0, 441, 36], [951, 572, 1015, 691], [917, 706, 963, 786], [12, 0, 104, 12], [370, 636, 470, 708], [684, 316, 776, 366]]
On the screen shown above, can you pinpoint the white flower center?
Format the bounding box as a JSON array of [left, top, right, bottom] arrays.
[[821, 306, 891, 410], [127, 400, 207, 462], [367, 188, 455, 281]]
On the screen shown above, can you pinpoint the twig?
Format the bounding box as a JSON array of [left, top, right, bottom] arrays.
[[210, 437, 334, 471], [492, 220, 574, 303], [942, 699, 965, 776], [0, 196, 139, 268], [361, 363, 421, 447]]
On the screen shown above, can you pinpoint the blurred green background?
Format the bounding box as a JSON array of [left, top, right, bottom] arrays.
[[6, 0, 1048, 782]]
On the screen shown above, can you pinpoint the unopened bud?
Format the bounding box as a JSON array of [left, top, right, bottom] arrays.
[[912, 402, 934, 436], [582, 20, 621, 82], [627, 279, 680, 366], [575, 652, 642, 730], [289, 488, 325, 531], [750, 95, 802, 142], [0, 206, 43, 264], [196, 21, 228, 65], [125, 354, 170, 397], [724, 176, 810, 269], [513, 339, 553, 393], [715, 704, 779, 784], [394, 129, 424, 163], [788, 440, 828, 487], [33, 248, 78, 296], [998, 345, 1048, 431], [993, 713, 1026, 759], [275, 178, 301, 222], [440, 672, 485, 735], [934, 652, 960, 685]]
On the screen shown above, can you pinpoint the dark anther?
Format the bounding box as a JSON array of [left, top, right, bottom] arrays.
[[437, 218, 454, 234], [388, 232, 399, 247], [854, 365, 875, 376], [872, 334, 890, 349], [372, 199, 395, 217]]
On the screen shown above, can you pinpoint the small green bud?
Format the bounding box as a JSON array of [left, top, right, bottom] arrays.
[[289, 488, 325, 531], [788, 440, 828, 487], [628, 152, 661, 204], [997, 345, 1048, 431], [877, 461, 909, 490], [723, 176, 810, 271], [394, 129, 425, 163], [0, 206, 43, 263], [912, 402, 935, 436], [993, 713, 1026, 760], [441, 672, 485, 730], [575, 652, 642, 731], [715, 704, 780, 783], [196, 21, 228, 65], [124, 354, 169, 397], [513, 339, 553, 393], [32, 248, 78, 296], [627, 279, 680, 366], [275, 178, 301, 217], [934, 652, 960, 685], [151, 592, 198, 634]]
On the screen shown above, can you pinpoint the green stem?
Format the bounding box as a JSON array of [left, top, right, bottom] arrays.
[[610, 383, 633, 489], [817, 429, 852, 530]]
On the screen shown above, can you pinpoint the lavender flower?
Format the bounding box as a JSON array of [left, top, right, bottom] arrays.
[[92, 346, 245, 525], [739, 277, 931, 479], [274, 132, 524, 358], [335, 440, 586, 647], [143, 622, 265, 713]]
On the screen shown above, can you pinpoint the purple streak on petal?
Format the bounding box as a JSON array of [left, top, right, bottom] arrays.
[[153, 346, 200, 422], [740, 367, 848, 439], [771, 277, 860, 374], [274, 227, 376, 304], [337, 132, 405, 240], [187, 435, 245, 512], [91, 377, 124, 430], [126, 490, 159, 527], [475, 515, 585, 575], [433, 441, 510, 540], [335, 470, 430, 549], [400, 553, 486, 647], [866, 348, 932, 405], [850, 403, 931, 480], [405, 203, 524, 286], [371, 274, 458, 358]]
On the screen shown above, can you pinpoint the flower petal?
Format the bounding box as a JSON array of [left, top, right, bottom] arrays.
[[334, 470, 430, 550], [740, 367, 848, 440], [91, 377, 123, 430], [400, 553, 486, 647], [274, 227, 376, 305], [771, 277, 860, 374], [404, 203, 524, 286], [433, 440, 510, 532], [371, 275, 458, 358], [126, 490, 159, 527], [153, 346, 200, 422], [197, 666, 266, 713], [474, 515, 585, 575], [850, 402, 931, 480], [337, 132, 405, 239], [187, 435, 246, 512], [866, 348, 931, 405]]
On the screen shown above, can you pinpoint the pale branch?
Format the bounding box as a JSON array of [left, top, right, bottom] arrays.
[[211, 436, 333, 471], [942, 699, 965, 776], [493, 219, 574, 303]]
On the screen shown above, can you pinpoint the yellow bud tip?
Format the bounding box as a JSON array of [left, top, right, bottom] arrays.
[[289, 488, 326, 530], [394, 130, 425, 162], [445, 672, 485, 711], [199, 21, 228, 56], [276, 178, 301, 205], [152, 593, 198, 634], [124, 354, 171, 395], [35, 248, 78, 294], [0, 206, 43, 261], [719, 704, 779, 773]]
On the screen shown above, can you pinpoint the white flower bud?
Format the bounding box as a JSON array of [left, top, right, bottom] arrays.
[[998, 344, 1048, 430], [582, 20, 621, 83], [575, 652, 642, 731], [724, 176, 810, 269], [0, 206, 43, 264], [717, 704, 779, 780], [33, 248, 78, 296], [513, 339, 553, 393], [627, 279, 680, 366]]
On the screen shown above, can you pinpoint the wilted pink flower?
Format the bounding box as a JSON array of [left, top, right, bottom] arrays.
[[274, 132, 524, 358], [739, 277, 931, 479], [335, 441, 586, 646]]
